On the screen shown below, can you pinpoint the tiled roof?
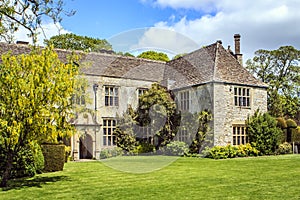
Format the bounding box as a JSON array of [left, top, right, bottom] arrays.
[[164, 42, 267, 89], [0, 42, 267, 88], [0, 42, 166, 82], [81, 52, 166, 82]]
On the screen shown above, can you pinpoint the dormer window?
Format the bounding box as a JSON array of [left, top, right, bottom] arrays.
[[234, 87, 250, 107]]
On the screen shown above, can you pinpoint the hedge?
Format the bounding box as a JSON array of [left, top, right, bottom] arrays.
[[41, 144, 65, 172]]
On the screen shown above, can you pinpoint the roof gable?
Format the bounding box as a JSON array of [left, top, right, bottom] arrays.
[[165, 42, 267, 89]]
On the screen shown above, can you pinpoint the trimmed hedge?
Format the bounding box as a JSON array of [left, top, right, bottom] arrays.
[[41, 144, 65, 172]]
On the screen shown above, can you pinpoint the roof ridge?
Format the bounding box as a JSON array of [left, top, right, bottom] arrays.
[[212, 42, 220, 81]]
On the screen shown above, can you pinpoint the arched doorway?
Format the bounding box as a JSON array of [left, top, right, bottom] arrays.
[[79, 134, 93, 159]]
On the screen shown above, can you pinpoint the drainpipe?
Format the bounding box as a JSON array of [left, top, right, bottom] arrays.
[[93, 83, 99, 159]]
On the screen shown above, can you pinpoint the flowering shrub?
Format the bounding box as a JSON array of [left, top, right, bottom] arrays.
[[276, 142, 292, 155], [205, 143, 259, 159]]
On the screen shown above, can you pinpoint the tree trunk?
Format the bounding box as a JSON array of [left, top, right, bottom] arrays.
[[0, 150, 13, 187]]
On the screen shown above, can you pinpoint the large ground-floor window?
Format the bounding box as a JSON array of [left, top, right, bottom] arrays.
[[175, 127, 189, 142], [103, 119, 116, 146], [232, 124, 248, 145]]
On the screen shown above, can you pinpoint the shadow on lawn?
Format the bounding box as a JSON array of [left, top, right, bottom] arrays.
[[2, 175, 70, 191]]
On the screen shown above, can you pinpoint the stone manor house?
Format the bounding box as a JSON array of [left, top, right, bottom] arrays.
[[0, 34, 267, 160]]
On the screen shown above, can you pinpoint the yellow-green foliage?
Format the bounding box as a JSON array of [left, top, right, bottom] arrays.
[[276, 117, 287, 129], [137, 51, 170, 62], [42, 144, 65, 172], [276, 142, 292, 154], [205, 144, 259, 159], [286, 119, 297, 128], [0, 46, 80, 145], [292, 127, 300, 143], [0, 46, 81, 186]]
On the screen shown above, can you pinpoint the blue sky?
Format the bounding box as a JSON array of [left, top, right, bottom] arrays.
[[61, 0, 207, 39], [14, 0, 300, 61]]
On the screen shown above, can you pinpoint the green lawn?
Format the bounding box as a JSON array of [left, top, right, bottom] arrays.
[[2, 155, 300, 200]]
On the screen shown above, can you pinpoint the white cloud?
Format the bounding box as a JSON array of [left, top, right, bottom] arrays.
[[145, 0, 300, 61], [13, 22, 70, 46], [130, 28, 199, 56]]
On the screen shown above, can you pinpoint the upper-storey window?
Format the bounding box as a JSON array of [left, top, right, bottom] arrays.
[[71, 86, 85, 105], [179, 91, 190, 111], [234, 87, 250, 107], [105, 86, 119, 106]]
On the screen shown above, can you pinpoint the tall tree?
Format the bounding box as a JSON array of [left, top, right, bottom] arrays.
[[246, 46, 300, 118], [0, 46, 81, 187], [137, 51, 170, 62], [0, 0, 75, 43], [44, 33, 113, 52], [136, 83, 181, 150]]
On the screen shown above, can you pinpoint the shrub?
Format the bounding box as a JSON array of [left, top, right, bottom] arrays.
[[292, 127, 300, 143], [99, 149, 110, 159], [237, 143, 259, 157], [41, 144, 65, 172], [205, 144, 259, 159], [32, 143, 44, 174], [276, 142, 292, 154], [246, 110, 283, 155], [226, 145, 238, 158], [206, 146, 230, 159], [164, 141, 189, 156], [100, 147, 123, 159], [0, 142, 44, 179], [10, 147, 36, 178], [132, 142, 155, 154]]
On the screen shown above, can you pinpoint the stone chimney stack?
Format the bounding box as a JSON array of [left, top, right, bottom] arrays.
[[234, 34, 243, 65]]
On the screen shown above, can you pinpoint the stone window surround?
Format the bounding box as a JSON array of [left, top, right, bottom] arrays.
[[104, 85, 119, 107], [234, 87, 251, 108], [102, 118, 117, 146], [179, 90, 190, 111], [232, 124, 248, 145]]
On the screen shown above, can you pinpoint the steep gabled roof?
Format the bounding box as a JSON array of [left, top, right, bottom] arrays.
[[165, 42, 267, 89], [0, 41, 267, 88]]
